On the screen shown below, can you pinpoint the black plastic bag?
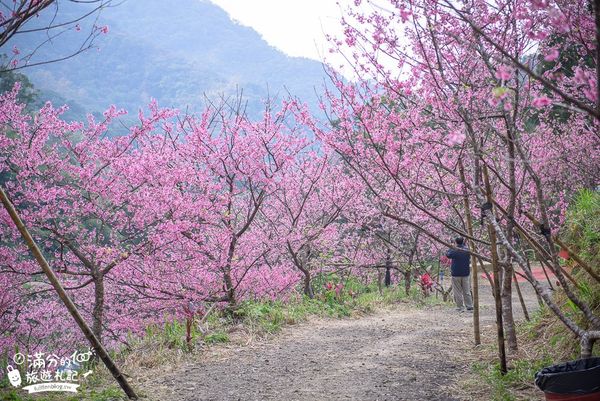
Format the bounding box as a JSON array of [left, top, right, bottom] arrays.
[[535, 357, 600, 395]]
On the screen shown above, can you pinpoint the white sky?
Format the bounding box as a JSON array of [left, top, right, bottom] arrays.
[[207, 0, 347, 62]]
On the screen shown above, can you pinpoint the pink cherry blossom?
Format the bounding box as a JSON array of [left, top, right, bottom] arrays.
[[532, 95, 552, 108], [544, 48, 560, 62], [447, 130, 466, 146], [495, 65, 512, 81]]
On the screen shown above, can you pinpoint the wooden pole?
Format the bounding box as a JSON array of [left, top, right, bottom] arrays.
[[512, 272, 530, 321], [436, 253, 440, 299], [524, 249, 545, 308], [458, 159, 480, 345], [483, 167, 508, 374], [0, 186, 139, 400], [477, 258, 495, 289], [535, 250, 556, 290]]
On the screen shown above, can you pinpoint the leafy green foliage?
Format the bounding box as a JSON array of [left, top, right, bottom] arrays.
[[0, 64, 38, 106], [561, 189, 600, 318], [145, 319, 200, 351], [563, 189, 600, 262]]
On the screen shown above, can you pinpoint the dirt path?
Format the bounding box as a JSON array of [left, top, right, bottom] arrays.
[[139, 282, 540, 401]]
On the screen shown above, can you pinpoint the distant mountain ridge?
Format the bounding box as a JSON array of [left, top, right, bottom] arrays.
[[10, 0, 329, 120]]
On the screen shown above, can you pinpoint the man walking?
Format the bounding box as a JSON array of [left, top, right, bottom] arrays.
[[446, 237, 473, 312]]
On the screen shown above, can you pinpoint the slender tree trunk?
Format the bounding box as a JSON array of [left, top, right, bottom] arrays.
[[536, 251, 555, 290], [92, 272, 105, 344], [223, 236, 237, 306], [501, 262, 518, 351], [502, 77, 519, 353], [521, 235, 545, 308], [303, 271, 314, 298], [484, 167, 508, 374], [459, 158, 480, 345], [385, 249, 392, 287], [512, 271, 530, 321], [489, 221, 508, 373], [404, 270, 411, 295], [286, 242, 314, 298]]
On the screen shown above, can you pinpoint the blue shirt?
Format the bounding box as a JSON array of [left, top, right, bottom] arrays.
[[446, 245, 470, 277]]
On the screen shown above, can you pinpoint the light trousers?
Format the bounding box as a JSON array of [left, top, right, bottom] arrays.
[[452, 275, 473, 309]]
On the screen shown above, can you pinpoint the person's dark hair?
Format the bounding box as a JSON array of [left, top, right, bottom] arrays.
[[455, 237, 464, 245]]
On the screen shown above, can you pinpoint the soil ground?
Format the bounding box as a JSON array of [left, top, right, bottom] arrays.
[[138, 276, 542, 401]]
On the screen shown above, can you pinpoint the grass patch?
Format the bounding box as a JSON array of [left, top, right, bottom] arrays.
[[204, 332, 229, 345], [473, 356, 552, 401]]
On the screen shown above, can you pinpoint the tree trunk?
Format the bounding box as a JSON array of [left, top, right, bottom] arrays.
[[484, 166, 507, 374], [287, 242, 314, 299], [501, 262, 518, 351], [385, 251, 392, 287], [303, 271, 314, 298], [489, 224, 508, 373], [503, 109, 518, 352], [459, 158, 481, 345], [223, 236, 237, 306], [92, 272, 105, 344], [404, 270, 411, 295]]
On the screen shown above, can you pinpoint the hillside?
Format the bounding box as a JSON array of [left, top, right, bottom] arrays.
[[7, 0, 329, 119]]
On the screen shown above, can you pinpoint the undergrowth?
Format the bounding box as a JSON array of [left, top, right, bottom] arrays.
[[473, 356, 553, 401], [472, 189, 600, 400]]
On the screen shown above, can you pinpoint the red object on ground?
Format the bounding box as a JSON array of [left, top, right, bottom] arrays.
[[558, 248, 570, 260], [420, 273, 433, 290], [543, 391, 600, 400]]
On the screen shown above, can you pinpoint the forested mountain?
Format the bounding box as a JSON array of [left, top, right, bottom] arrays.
[[8, 0, 329, 119]]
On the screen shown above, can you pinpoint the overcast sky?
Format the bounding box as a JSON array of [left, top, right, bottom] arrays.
[[207, 0, 347, 62]]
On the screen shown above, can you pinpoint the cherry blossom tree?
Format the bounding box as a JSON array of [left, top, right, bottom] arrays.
[[314, 0, 600, 360], [265, 152, 355, 298], [0, 86, 184, 349], [172, 100, 309, 307]]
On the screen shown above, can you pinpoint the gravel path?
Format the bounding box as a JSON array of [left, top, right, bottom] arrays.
[[139, 281, 540, 401]]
